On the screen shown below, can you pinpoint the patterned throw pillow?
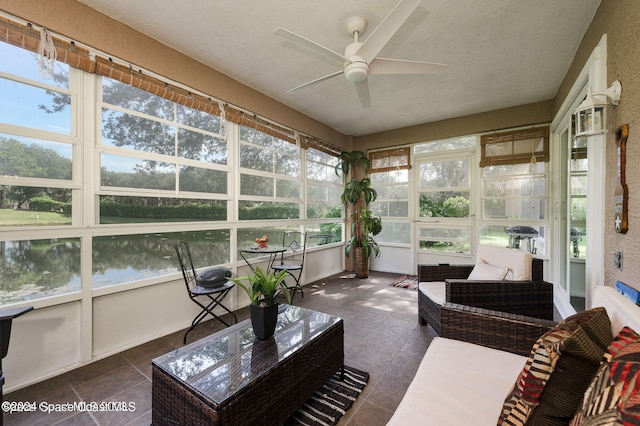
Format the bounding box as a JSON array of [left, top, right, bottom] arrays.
[[498, 307, 613, 426], [570, 326, 640, 425]]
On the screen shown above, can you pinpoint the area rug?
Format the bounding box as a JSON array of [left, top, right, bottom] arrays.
[[284, 366, 369, 426], [390, 274, 419, 290]]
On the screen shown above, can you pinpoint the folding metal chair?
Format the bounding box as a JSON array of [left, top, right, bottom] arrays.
[[271, 231, 306, 303], [175, 241, 237, 344]]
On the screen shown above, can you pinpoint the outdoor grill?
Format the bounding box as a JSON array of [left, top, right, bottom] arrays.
[[506, 225, 539, 254], [570, 227, 583, 257]]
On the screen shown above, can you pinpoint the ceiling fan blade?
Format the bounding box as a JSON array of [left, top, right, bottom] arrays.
[[369, 57, 446, 75], [354, 80, 371, 108], [274, 27, 347, 64], [286, 70, 343, 93], [355, 0, 421, 64]]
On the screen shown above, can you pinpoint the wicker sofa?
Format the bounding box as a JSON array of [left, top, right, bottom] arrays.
[[418, 245, 552, 338], [388, 285, 640, 425]]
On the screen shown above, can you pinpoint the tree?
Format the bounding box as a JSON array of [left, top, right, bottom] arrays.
[[0, 137, 72, 208], [335, 151, 382, 272]]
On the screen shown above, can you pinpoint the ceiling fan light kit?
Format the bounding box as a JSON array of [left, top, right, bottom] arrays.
[[345, 61, 369, 83], [274, 0, 447, 107]]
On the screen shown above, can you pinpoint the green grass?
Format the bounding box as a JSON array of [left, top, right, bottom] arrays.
[[480, 234, 510, 247], [100, 216, 210, 224], [0, 209, 71, 226], [0, 209, 213, 225]]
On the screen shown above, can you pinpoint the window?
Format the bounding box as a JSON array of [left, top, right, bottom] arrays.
[[0, 23, 342, 304], [238, 125, 301, 220], [98, 77, 229, 224], [414, 136, 477, 254], [418, 157, 470, 218], [479, 162, 548, 255], [569, 135, 587, 258], [0, 45, 71, 134], [0, 238, 81, 304], [418, 226, 471, 253], [306, 147, 342, 219], [92, 230, 229, 288], [414, 137, 476, 254], [93, 77, 233, 288], [478, 127, 549, 256], [0, 43, 76, 228], [414, 136, 476, 154], [370, 169, 410, 244]]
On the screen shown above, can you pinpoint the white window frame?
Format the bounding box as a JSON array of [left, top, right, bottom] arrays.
[[414, 148, 476, 255]]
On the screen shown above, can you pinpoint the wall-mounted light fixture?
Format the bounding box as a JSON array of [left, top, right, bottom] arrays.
[[574, 80, 622, 138]]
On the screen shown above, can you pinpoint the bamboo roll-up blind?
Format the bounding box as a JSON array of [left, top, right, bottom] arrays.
[[224, 108, 296, 144], [0, 16, 94, 73], [480, 126, 549, 167], [300, 134, 342, 157], [94, 57, 222, 116], [369, 147, 411, 173]]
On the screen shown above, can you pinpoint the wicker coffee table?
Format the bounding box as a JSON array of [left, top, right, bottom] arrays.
[[152, 305, 344, 425]]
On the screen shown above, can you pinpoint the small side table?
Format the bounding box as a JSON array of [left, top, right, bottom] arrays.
[[239, 246, 287, 272]]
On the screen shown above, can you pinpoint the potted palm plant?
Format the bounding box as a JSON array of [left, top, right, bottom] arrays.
[[335, 150, 382, 278], [230, 266, 291, 340]]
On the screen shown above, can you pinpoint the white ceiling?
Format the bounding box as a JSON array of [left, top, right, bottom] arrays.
[[77, 0, 601, 136]]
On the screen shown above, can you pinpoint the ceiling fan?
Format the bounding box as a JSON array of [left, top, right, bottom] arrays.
[[274, 0, 446, 108]]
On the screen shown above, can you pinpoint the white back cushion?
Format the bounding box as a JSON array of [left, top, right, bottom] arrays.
[[475, 245, 532, 281]]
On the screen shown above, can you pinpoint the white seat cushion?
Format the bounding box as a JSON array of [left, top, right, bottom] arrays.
[[419, 281, 445, 305], [387, 337, 526, 425]]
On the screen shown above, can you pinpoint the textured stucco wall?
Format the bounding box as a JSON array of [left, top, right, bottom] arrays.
[[602, 1, 640, 288], [562, 0, 640, 289]]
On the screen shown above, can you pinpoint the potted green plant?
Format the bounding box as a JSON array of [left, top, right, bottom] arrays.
[[230, 266, 291, 340], [335, 150, 382, 278]]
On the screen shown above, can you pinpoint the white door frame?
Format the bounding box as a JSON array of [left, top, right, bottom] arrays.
[[550, 34, 608, 317]]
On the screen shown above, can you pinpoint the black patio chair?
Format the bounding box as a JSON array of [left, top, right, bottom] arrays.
[[175, 241, 237, 344], [271, 231, 306, 303]]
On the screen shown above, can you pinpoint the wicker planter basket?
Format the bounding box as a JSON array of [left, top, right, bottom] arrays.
[[354, 247, 369, 278]]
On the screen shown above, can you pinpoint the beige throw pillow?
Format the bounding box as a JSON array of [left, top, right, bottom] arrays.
[[467, 261, 509, 281]]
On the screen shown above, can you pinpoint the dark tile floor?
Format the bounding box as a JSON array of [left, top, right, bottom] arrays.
[[4, 271, 435, 425]]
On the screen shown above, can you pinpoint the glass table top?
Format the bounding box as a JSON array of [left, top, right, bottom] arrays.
[[152, 305, 342, 404]]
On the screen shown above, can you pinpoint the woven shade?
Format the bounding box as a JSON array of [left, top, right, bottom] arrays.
[[300, 135, 342, 157], [225, 108, 295, 144], [480, 126, 549, 167], [0, 16, 94, 73], [369, 147, 411, 173], [94, 57, 222, 116]]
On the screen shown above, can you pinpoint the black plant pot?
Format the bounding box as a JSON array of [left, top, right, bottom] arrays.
[[250, 303, 279, 340]]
